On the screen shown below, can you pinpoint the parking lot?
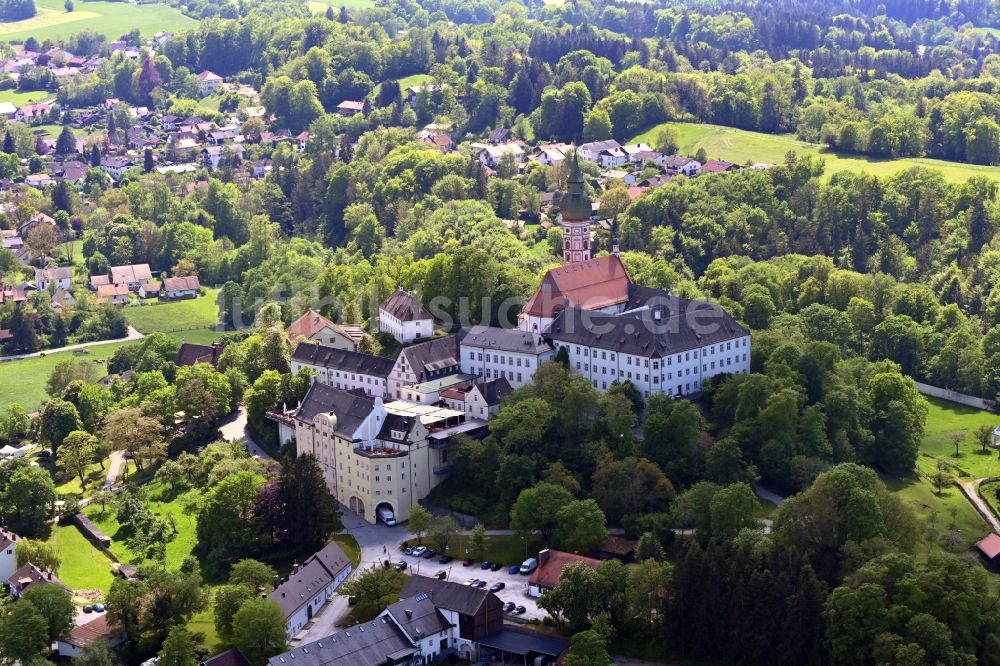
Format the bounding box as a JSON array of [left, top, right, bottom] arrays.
[[397, 549, 546, 621]]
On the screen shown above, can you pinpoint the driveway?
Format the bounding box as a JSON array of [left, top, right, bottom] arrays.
[[218, 405, 274, 461], [102, 450, 126, 490], [0, 325, 143, 361]]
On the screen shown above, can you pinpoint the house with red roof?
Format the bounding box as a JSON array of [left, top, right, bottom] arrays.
[[528, 549, 602, 598], [286, 309, 363, 351]]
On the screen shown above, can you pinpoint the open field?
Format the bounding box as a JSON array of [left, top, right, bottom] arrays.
[[46, 523, 117, 594], [884, 473, 987, 560], [0, 0, 196, 43], [914, 397, 1000, 480], [124, 288, 221, 334], [0, 89, 53, 105], [0, 327, 225, 413], [306, 0, 375, 14], [630, 122, 1000, 184]]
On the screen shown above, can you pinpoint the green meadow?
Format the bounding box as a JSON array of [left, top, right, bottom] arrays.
[[630, 122, 1000, 184], [0, 0, 196, 43]]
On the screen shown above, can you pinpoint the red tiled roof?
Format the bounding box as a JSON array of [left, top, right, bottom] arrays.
[[522, 255, 632, 318], [162, 275, 200, 292], [62, 615, 118, 648], [286, 309, 354, 345], [977, 533, 1000, 559], [529, 549, 601, 590]]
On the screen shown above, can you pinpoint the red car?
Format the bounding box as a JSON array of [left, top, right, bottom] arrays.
[[462, 558, 474, 566]]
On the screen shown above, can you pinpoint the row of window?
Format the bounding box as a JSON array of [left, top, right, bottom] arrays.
[[467, 350, 535, 367], [577, 354, 748, 384], [567, 337, 749, 370]]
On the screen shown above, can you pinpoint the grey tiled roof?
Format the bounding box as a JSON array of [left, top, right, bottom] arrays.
[[457, 326, 553, 355], [292, 342, 395, 379], [295, 381, 375, 438]]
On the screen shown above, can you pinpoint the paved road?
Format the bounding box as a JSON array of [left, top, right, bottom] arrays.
[[0, 325, 143, 361], [102, 450, 126, 490], [218, 405, 274, 461], [960, 478, 1000, 532]]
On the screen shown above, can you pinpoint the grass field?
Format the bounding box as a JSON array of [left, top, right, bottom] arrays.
[[0, 0, 196, 43], [0, 326, 225, 413], [630, 122, 1000, 184], [306, 0, 374, 14], [123, 288, 221, 335], [332, 533, 362, 569], [884, 472, 987, 560], [46, 523, 117, 594], [0, 89, 53, 105], [914, 397, 1000, 481]]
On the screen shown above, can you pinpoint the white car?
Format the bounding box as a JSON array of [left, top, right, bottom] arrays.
[[411, 546, 427, 557]]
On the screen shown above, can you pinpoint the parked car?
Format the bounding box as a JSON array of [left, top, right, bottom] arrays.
[[82, 605, 93, 614], [395, 561, 408, 571], [502, 602, 516, 614], [489, 582, 505, 593], [490, 562, 503, 571], [348, 596, 358, 606], [513, 605, 527, 615], [422, 548, 438, 559], [435, 571, 447, 580], [438, 555, 453, 564], [463, 558, 474, 567], [474, 580, 487, 588], [507, 564, 520, 575], [519, 558, 538, 575], [480, 561, 491, 569], [404, 546, 415, 555], [411, 546, 427, 557], [467, 578, 481, 586], [92, 603, 105, 613]]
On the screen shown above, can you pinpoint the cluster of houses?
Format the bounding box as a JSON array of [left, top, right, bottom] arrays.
[[268, 155, 750, 527]]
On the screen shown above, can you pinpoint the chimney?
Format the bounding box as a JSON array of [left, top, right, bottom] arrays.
[[291, 562, 300, 574], [405, 609, 413, 619]]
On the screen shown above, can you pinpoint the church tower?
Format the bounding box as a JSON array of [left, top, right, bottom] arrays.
[[559, 151, 592, 264]]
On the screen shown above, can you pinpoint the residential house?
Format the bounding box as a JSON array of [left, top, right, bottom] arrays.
[[25, 173, 55, 188], [379, 287, 434, 344], [528, 549, 602, 598], [399, 576, 503, 659], [137, 281, 160, 299], [202, 144, 245, 169], [15, 101, 52, 121], [457, 326, 555, 389], [335, 100, 365, 117], [269, 541, 353, 637], [0, 284, 28, 305], [197, 70, 224, 96], [478, 142, 525, 169], [596, 535, 637, 562], [34, 266, 72, 291], [100, 156, 137, 179], [296, 131, 309, 152], [663, 155, 701, 176], [96, 283, 130, 305], [700, 159, 740, 174], [287, 309, 361, 350], [161, 275, 201, 299], [202, 649, 251, 666], [51, 287, 76, 310], [109, 264, 152, 290], [176, 341, 223, 367], [18, 212, 56, 239], [579, 139, 627, 167], [1, 230, 22, 251], [7, 563, 70, 597], [0, 102, 15, 118], [49, 160, 88, 185], [0, 529, 18, 584], [291, 341, 394, 398], [57, 615, 125, 658], [487, 127, 511, 145], [601, 169, 636, 186], [252, 158, 273, 178]]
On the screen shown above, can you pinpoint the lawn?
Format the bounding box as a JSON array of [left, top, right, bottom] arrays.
[[883, 472, 987, 560], [435, 533, 546, 566], [46, 523, 117, 594], [915, 397, 1000, 481], [331, 533, 362, 569], [0, 88, 53, 105], [0, 327, 226, 413], [0, 339, 135, 413], [53, 456, 110, 497], [0, 0, 196, 43], [305, 0, 374, 13], [629, 122, 1000, 184], [123, 288, 221, 335]]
